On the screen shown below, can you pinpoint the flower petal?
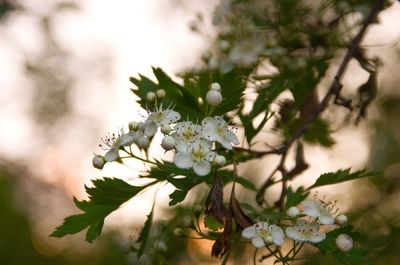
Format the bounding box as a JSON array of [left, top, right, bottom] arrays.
[[104, 148, 119, 162], [218, 138, 233, 150], [120, 132, 136, 146], [310, 232, 326, 243], [302, 201, 321, 217], [252, 237, 265, 248], [144, 122, 158, 137], [174, 153, 193, 169], [201, 117, 216, 127], [202, 127, 219, 142], [319, 214, 335, 225], [271, 225, 285, 246], [285, 227, 301, 241], [193, 161, 211, 176], [166, 110, 181, 123], [226, 130, 240, 145], [242, 226, 256, 239]]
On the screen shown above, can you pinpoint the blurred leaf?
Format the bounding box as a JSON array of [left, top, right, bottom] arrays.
[[51, 178, 153, 242], [303, 118, 335, 147], [308, 169, 380, 190], [169, 189, 190, 206], [229, 183, 253, 229], [285, 186, 309, 208]]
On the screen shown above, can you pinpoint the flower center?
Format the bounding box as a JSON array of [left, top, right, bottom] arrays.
[[182, 128, 197, 141], [151, 111, 164, 123], [191, 149, 205, 162], [216, 126, 226, 136]]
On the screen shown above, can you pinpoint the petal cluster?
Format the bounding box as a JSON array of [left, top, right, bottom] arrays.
[[242, 222, 284, 248]]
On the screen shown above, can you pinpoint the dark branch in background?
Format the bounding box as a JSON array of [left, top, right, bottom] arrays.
[[256, 0, 385, 209]]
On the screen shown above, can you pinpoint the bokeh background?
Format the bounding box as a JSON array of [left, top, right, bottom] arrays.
[[0, 0, 400, 264]]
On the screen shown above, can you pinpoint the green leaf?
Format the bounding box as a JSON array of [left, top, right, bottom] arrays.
[[333, 248, 372, 265], [136, 201, 155, 263], [51, 178, 153, 242], [169, 189, 189, 206], [285, 186, 309, 209], [204, 215, 224, 231], [308, 168, 380, 190]]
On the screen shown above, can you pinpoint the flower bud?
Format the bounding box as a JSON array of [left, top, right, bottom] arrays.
[[128, 121, 138, 131], [173, 228, 185, 236], [206, 90, 222, 106], [92, 154, 106, 169], [336, 214, 348, 226], [137, 136, 150, 149], [161, 136, 175, 151], [336, 234, 353, 252], [146, 91, 156, 102], [286, 206, 300, 218], [156, 89, 166, 98], [160, 124, 172, 135], [210, 82, 221, 91], [193, 204, 203, 214], [214, 155, 226, 166]]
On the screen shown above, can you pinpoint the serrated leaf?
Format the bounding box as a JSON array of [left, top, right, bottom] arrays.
[[308, 168, 380, 190], [303, 118, 335, 147], [51, 178, 153, 242], [169, 189, 189, 206], [136, 201, 155, 263], [285, 186, 309, 209]]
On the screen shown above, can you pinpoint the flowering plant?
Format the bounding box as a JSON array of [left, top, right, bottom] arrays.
[[52, 0, 389, 264]]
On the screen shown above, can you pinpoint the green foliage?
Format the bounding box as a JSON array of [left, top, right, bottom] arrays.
[[285, 186, 309, 209], [51, 178, 152, 242], [308, 169, 380, 190], [204, 215, 224, 231], [303, 118, 335, 147], [136, 202, 155, 263]]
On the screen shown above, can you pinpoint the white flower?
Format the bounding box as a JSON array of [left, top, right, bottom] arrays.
[[285, 220, 326, 243], [161, 135, 175, 151], [302, 200, 335, 225], [242, 222, 285, 248], [228, 39, 264, 66], [287, 206, 300, 218], [144, 104, 181, 137], [100, 131, 123, 162], [336, 214, 348, 226], [92, 154, 106, 169], [206, 90, 223, 106], [172, 121, 202, 143], [202, 116, 239, 150], [137, 136, 150, 149], [173, 140, 215, 176], [214, 155, 226, 166], [336, 234, 353, 252]]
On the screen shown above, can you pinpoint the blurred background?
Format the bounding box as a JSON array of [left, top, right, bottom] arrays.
[[0, 0, 400, 264]]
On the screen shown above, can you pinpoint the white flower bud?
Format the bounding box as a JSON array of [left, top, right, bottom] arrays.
[[146, 91, 156, 102], [336, 234, 353, 252], [137, 136, 150, 149], [210, 82, 221, 91], [160, 124, 172, 135], [206, 90, 222, 106], [156, 89, 166, 98], [214, 155, 226, 166], [336, 214, 348, 226], [92, 154, 106, 169], [286, 206, 300, 218], [128, 121, 138, 131], [173, 228, 184, 236], [161, 136, 175, 151]]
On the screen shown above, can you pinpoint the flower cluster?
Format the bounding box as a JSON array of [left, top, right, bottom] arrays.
[[92, 85, 240, 176], [242, 194, 353, 252]]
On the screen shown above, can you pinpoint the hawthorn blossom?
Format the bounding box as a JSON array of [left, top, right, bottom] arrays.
[[242, 222, 285, 248], [202, 116, 239, 150], [285, 220, 326, 243], [172, 121, 203, 143], [336, 234, 353, 252], [144, 104, 181, 137], [302, 200, 336, 225], [173, 140, 215, 176]]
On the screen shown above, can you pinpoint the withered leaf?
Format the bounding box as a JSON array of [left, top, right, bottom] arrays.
[[211, 212, 232, 258], [229, 187, 253, 229], [205, 174, 227, 224]]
